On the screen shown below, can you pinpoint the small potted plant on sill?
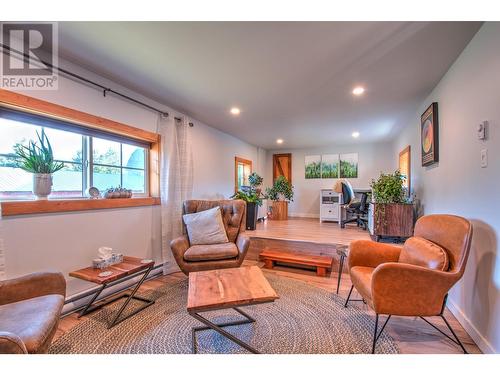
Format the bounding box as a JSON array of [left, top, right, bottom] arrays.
[[265, 175, 294, 220], [231, 172, 263, 230], [369, 170, 414, 241], [14, 129, 64, 200]]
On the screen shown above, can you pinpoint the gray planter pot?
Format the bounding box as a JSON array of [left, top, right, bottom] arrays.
[[33, 173, 53, 200]]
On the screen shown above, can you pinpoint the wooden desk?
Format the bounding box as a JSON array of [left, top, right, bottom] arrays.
[[187, 266, 278, 353], [70, 256, 155, 328]]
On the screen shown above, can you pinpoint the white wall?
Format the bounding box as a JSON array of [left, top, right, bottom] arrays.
[[191, 124, 262, 200], [392, 22, 500, 353], [265, 142, 394, 217], [1, 57, 261, 298]]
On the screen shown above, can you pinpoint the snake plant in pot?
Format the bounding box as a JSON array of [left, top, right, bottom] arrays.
[[14, 129, 64, 200], [231, 172, 264, 230]]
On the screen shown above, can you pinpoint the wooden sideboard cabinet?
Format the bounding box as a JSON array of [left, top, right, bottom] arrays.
[[368, 203, 415, 241]]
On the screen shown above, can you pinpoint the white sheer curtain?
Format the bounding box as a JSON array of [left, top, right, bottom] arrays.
[[0, 205, 5, 280], [157, 114, 193, 274]]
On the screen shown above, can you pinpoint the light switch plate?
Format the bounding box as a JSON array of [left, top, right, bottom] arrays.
[[481, 149, 488, 168], [478, 121, 488, 140]]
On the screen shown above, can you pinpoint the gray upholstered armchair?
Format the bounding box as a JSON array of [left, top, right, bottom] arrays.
[[0, 271, 66, 354], [170, 199, 251, 274]]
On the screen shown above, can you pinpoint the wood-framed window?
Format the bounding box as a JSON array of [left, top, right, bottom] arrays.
[[234, 156, 252, 193], [399, 145, 411, 195], [0, 89, 161, 216]]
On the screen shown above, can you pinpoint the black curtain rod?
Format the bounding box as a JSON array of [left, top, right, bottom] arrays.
[[174, 116, 194, 127], [0, 43, 172, 118]]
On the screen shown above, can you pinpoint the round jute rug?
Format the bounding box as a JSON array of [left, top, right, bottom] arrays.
[[50, 272, 399, 354]]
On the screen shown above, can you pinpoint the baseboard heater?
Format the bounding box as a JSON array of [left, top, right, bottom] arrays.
[[61, 263, 164, 317]]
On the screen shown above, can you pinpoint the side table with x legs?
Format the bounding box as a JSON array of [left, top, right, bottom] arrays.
[[69, 256, 155, 329]]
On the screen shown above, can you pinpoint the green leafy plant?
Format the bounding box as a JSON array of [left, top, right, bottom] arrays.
[[13, 129, 64, 174], [231, 190, 263, 206], [265, 175, 294, 202], [248, 172, 263, 188], [231, 172, 264, 206], [370, 170, 409, 204], [370, 171, 411, 228]]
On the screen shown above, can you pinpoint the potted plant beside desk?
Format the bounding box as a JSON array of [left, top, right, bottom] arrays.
[[369, 171, 414, 241]]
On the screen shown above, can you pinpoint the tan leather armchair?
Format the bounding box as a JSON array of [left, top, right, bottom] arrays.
[[170, 200, 250, 274], [0, 272, 66, 354], [345, 214, 473, 353]]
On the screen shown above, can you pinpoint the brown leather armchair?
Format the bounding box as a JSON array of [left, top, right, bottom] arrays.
[[170, 199, 250, 274], [345, 214, 473, 353], [0, 272, 66, 354]]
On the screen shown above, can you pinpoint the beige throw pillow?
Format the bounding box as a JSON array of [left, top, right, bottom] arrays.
[[183, 206, 229, 245]]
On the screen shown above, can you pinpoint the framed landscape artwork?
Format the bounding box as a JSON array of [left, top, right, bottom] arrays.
[[321, 154, 339, 178], [305, 155, 321, 179], [421, 102, 439, 166], [304, 153, 359, 179], [339, 153, 358, 178]]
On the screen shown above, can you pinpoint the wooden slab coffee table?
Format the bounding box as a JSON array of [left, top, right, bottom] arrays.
[[187, 266, 279, 354], [69, 256, 155, 328]]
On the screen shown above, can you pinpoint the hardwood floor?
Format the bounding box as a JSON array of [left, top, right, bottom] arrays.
[[250, 216, 370, 245], [247, 217, 369, 261], [55, 218, 481, 354]]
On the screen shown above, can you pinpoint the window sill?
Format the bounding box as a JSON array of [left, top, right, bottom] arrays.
[[0, 197, 161, 217]]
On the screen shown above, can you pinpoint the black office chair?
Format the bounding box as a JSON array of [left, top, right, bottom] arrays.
[[340, 181, 368, 230]]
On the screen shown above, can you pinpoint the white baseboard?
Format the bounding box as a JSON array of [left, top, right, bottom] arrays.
[[163, 261, 180, 275], [446, 298, 496, 353], [288, 212, 320, 219]]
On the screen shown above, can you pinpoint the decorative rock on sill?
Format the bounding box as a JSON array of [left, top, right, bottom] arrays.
[[104, 187, 133, 199]]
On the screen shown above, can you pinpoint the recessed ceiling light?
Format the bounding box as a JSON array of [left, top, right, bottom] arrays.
[[276, 139, 284, 144], [352, 131, 360, 138], [352, 87, 365, 96], [230, 107, 241, 115]]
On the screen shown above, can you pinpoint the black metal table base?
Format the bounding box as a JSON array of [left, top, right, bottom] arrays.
[[78, 265, 154, 329], [189, 307, 259, 354]]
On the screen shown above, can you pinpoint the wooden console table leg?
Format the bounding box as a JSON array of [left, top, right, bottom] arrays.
[[263, 259, 274, 269], [316, 267, 327, 277]]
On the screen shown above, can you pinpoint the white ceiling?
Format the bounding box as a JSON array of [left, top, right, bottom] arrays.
[[58, 22, 482, 149]]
